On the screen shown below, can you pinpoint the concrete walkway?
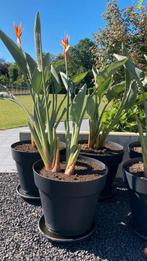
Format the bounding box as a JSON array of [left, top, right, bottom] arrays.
[[0, 121, 89, 173], [0, 127, 29, 172]]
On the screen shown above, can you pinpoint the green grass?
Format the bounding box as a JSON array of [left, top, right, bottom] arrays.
[[0, 95, 68, 130], [0, 94, 106, 130]]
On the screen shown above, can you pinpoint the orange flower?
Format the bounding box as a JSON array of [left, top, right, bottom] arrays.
[[14, 22, 23, 48], [61, 34, 70, 53]]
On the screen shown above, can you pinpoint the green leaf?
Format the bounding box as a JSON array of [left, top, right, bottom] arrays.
[[114, 53, 143, 81], [105, 58, 128, 76], [34, 12, 42, 72], [50, 65, 62, 93], [31, 66, 51, 94], [97, 58, 128, 86], [51, 64, 60, 85], [123, 80, 137, 110], [94, 58, 127, 99], [136, 116, 147, 168], [43, 53, 51, 66], [0, 30, 27, 76], [97, 77, 111, 98], [106, 81, 125, 102], [24, 52, 36, 79], [44, 66, 50, 83], [87, 94, 97, 119], [70, 84, 87, 124], [60, 72, 68, 90], [31, 68, 42, 93], [72, 71, 88, 85], [60, 72, 74, 94]]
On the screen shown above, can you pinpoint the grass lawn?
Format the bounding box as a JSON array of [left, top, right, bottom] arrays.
[[0, 95, 65, 130], [0, 94, 89, 130], [0, 94, 108, 130], [0, 95, 33, 129]]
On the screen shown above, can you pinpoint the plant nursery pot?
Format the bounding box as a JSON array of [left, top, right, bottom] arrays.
[[33, 156, 107, 241], [11, 140, 41, 201], [129, 141, 142, 158], [80, 141, 124, 199], [123, 157, 147, 240]]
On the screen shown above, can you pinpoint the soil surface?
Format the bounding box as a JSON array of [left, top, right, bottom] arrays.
[[39, 158, 106, 182], [80, 142, 123, 155], [128, 161, 147, 179], [14, 143, 38, 153], [133, 146, 142, 154]]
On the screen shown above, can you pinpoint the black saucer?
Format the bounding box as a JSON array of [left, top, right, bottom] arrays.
[[16, 184, 41, 206], [38, 215, 96, 242], [128, 213, 147, 241]]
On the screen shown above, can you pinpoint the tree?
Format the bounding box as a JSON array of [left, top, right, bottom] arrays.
[[68, 38, 95, 75], [93, 0, 147, 70], [0, 62, 9, 85], [8, 64, 19, 82], [0, 62, 9, 77]]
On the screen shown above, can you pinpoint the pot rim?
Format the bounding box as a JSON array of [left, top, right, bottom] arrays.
[[11, 140, 66, 153], [79, 140, 124, 156], [122, 157, 147, 182], [128, 141, 141, 151], [11, 139, 39, 154], [11, 140, 32, 148], [33, 155, 108, 185]]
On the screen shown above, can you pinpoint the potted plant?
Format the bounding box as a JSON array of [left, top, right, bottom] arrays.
[[80, 51, 138, 199], [128, 72, 147, 159], [129, 141, 142, 158], [0, 24, 44, 204], [0, 21, 65, 204], [1, 13, 108, 241], [123, 55, 147, 239], [32, 14, 108, 241]]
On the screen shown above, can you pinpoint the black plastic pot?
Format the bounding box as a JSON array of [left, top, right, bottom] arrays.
[[123, 157, 147, 240], [129, 141, 142, 158], [33, 156, 107, 240], [11, 140, 41, 198], [80, 143, 124, 199]]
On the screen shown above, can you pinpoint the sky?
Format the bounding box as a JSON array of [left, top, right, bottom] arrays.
[[0, 0, 146, 62]]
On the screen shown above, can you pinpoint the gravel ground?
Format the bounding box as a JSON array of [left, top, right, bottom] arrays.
[[0, 173, 147, 261]]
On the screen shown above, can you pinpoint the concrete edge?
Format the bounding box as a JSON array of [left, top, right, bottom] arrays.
[[20, 131, 139, 148]]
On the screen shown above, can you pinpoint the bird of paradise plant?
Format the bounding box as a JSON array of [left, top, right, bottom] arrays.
[[0, 13, 87, 176], [60, 34, 87, 175], [86, 47, 139, 151], [134, 54, 147, 178]]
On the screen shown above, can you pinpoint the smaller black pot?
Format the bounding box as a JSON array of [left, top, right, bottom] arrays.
[[123, 157, 147, 240], [80, 142, 124, 199], [33, 156, 107, 240], [129, 141, 142, 159], [11, 140, 41, 198]]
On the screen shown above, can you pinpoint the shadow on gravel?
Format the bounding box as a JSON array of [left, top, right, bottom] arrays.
[[1, 173, 147, 261]]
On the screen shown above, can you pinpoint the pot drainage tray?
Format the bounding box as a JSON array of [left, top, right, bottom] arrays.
[[38, 215, 96, 242], [16, 184, 41, 206]]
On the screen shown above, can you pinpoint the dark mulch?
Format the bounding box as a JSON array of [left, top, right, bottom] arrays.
[[0, 173, 146, 261]]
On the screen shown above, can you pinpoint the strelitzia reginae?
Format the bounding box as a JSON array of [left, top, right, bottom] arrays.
[[86, 46, 139, 151], [0, 12, 87, 175], [135, 54, 147, 178]]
